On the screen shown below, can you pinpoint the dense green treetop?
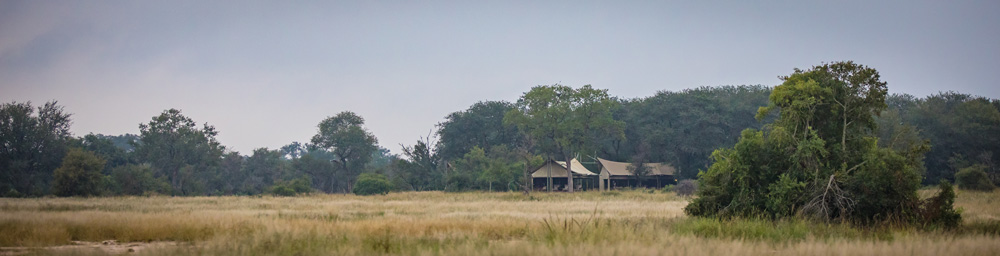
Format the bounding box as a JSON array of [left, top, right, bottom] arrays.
[[436, 101, 520, 161], [51, 147, 106, 197], [311, 111, 378, 192], [135, 109, 224, 195], [685, 61, 953, 227], [0, 101, 72, 196]]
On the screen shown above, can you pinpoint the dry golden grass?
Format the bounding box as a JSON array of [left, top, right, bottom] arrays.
[[1, 189, 998, 255]]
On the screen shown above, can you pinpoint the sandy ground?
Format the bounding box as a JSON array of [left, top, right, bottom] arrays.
[[0, 240, 179, 255]]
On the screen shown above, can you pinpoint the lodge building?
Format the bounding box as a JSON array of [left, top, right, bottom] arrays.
[[529, 157, 676, 191]]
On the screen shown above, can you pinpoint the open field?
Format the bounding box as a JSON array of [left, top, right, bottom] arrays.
[[1, 189, 999, 255]]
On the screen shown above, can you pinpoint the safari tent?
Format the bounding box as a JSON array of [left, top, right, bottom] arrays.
[[597, 158, 676, 191], [530, 158, 597, 191]]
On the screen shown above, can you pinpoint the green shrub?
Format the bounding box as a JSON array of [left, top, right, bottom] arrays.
[[660, 184, 674, 193], [685, 62, 955, 226], [271, 185, 296, 196], [289, 177, 313, 194], [353, 173, 393, 195], [674, 179, 698, 197], [51, 148, 106, 197], [269, 177, 313, 196], [920, 181, 962, 229], [955, 165, 995, 191], [109, 164, 171, 196]]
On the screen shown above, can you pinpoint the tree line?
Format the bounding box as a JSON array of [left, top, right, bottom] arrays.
[[2, 70, 997, 197]]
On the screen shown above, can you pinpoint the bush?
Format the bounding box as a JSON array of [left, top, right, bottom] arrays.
[[674, 179, 698, 196], [271, 185, 296, 196], [955, 165, 995, 191], [353, 173, 393, 195], [660, 184, 674, 193], [51, 148, 106, 197], [920, 181, 962, 229], [684, 61, 957, 226], [109, 164, 171, 196], [269, 177, 313, 196], [289, 176, 313, 194]]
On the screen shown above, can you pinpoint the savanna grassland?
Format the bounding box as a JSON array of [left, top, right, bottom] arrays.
[[1, 189, 999, 256]]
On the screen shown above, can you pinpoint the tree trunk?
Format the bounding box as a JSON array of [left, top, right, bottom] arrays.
[[842, 105, 848, 172], [565, 155, 574, 193], [171, 168, 179, 196], [340, 159, 351, 194], [523, 158, 531, 195]]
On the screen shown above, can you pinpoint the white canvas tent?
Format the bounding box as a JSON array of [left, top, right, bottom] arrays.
[[530, 158, 597, 191], [597, 158, 676, 191]]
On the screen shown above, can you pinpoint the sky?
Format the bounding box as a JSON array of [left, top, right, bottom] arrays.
[[2, 0, 998, 155]]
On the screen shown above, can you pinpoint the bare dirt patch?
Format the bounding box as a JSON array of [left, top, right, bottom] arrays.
[[0, 240, 180, 255]]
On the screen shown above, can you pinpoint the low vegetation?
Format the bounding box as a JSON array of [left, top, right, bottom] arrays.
[[956, 165, 996, 191], [0, 190, 997, 255]]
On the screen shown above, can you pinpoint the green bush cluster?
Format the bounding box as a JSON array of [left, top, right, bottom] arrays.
[[685, 61, 961, 228], [955, 165, 995, 191], [270, 177, 313, 196], [673, 179, 698, 196], [353, 173, 393, 195], [51, 148, 106, 197]]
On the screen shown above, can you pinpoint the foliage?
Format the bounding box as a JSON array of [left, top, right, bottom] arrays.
[[241, 148, 288, 195], [270, 177, 311, 196], [505, 84, 624, 192], [626, 156, 652, 188], [447, 145, 529, 192], [394, 139, 444, 191], [436, 101, 521, 161], [270, 185, 296, 196], [920, 181, 962, 229], [674, 179, 698, 196], [353, 173, 393, 195], [311, 111, 378, 192], [685, 61, 943, 226], [955, 165, 995, 191], [206, 152, 246, 195], [51, 148, 107, 197], [134, 109, 224, 195], [292, 148, 340, 193], [887, 92, 1000, 184], [0, 101, 72, 196], [107, 163, 170, 196], [70, 133, 138, 174], [610, 85, 772, 179]]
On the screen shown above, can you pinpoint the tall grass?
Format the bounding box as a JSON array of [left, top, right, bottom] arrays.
[[1, 190, 998, 255]]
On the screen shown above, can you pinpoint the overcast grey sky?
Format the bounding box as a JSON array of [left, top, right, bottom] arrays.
[[2, 0, 998, 155]]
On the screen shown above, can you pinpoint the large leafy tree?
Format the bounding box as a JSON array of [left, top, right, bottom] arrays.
[[436, 101, 521, 161], [310, 111, 378, 193], [686, 61, 946, 226], [0, 101, 72, 196], [505, 84, 624, 192], [396, 139, 443, 191], [293, 148, 340, 193], [203, 151, 244, 195], [51, 148, 106, 197], [447, 145, 530, 192], [614, 85, 771, 178], [135, 109, 224, 195], [72, 133, 138, 174], [241, 148, 288, 194]]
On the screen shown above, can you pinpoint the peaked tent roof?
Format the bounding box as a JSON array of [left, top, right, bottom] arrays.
[[597, 158, 676, 176], [531, 158, 597, 178]]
